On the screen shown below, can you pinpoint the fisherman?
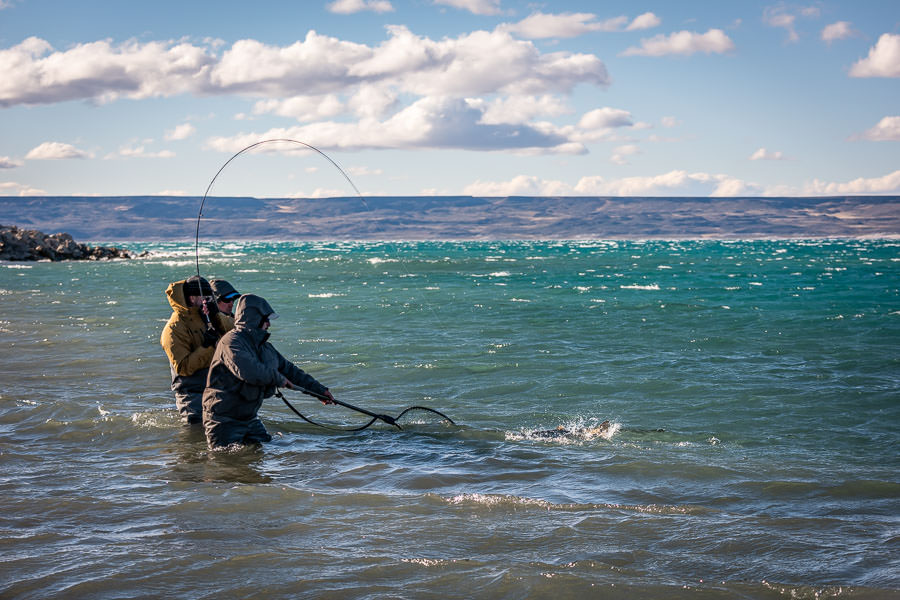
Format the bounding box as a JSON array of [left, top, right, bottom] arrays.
[[210, 279, 241, 317], [202, 294, 335, 449], [160, 275, 234, 424]]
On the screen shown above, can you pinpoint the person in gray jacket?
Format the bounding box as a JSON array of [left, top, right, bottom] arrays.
[[202, 294, 335, 449]]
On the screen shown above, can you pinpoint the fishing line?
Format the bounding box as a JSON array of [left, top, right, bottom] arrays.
[[194, 138, 456, 431]]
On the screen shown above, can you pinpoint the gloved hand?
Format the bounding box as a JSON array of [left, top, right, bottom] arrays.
[[201, 328, 219, 348], [202, 298, 220, 318]]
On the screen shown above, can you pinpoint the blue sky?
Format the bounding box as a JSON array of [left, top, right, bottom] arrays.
[[0, 0, 898, 198]]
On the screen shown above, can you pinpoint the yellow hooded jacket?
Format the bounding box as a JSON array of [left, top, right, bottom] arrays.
[[160, 279, 234, 377]]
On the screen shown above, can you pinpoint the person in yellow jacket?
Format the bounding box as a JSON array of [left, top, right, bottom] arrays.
[[160, 276, 235, 424]]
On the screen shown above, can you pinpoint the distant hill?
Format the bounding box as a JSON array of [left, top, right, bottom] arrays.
[[0, 195, 897, 241]]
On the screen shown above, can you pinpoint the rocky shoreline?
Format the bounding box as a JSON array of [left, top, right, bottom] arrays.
[[0, 224, 135, 261]]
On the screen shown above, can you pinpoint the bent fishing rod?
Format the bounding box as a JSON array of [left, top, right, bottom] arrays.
[[195, 138, 456, 432], [192, 139, 363, 335]]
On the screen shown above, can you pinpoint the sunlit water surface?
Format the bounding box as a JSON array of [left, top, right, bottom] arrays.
[[1, 239, 898, 598]]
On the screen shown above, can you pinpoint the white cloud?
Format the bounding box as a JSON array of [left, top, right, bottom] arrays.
[[502, 13, 627, 38], [849, 34, 900, 78], [821, 21, 854, 44], [474, 94, 571, 125], [253, 95, 345, 121], [502, 12, 659, 39], [158, 189, 190, 196], [611, 144, 640, 165], [347, 166, 383, 176], [290, 186, 354, 198], [433, 0, 501, 16], [327, 0, 394, 14], [209, 27, 608, 98], [25, 141, 91, 160], [0, 156, 24, 168], [575, 170, 760, 196], [804, 169, 900, 195], [578, 107, 633, 130], [165, 122, 197, 141], [660, 116, 680, 128], [0, 28, 608, 107], [626, 12, 661, 31], [109, 145, 176, 159], [463, 174, 572, 196], [207, 96, 581, 154], [750, 147, 787, 161], [0, 29, 615, 156], [0, 36, 215, 107], [620, 29, 734, 57], [461, 170, 765, 197], [347, 84, 399, 119], [855, 116, 900, 141], [763, 7, 799, 43], [710, 177, 753, 197], [0, 181, 46, 195]]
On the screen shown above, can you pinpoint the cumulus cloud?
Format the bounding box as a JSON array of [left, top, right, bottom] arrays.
[[461, 170, 763, 197], [326, 0, 394, 14], [433, 0, 501, 16], [611, 144, 640, 165], [473, 94, 571, 125], [620, 29, 734, 57], [854, 116, 900, 141], [578, 107, 633, 130], [804, 169, 900, 195], [25, 141, 91, 160], [626, 12, 662, 31], [821, 21, 855, 44], [0, 36, 216, 107], [849, 34, 900, 78], [207, 96, 581, 154], [165, 122, 197, 140], [502, 11, 660, 39], [502, 13, 626, 38], [463, 174, 573, 196], [0, 27, 613, 156], [208, 27, 608, 98], [346, 166, 383, 176], [0, 181, 46, 195], [0, 28, 609, 107], [108, 144, 176, 159], [0, 156, 23, 168], [750, 147, 787, 160], [253, 95, 345, 121], [763, 7, 799, 43], [465, 168, 900, 197]]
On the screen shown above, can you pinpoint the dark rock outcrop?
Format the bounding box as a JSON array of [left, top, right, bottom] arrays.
[[0, 225, 134, 261]]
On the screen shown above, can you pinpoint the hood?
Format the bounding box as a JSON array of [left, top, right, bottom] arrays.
[[234, 294, 279, 330], [165, 280, 192, 314]]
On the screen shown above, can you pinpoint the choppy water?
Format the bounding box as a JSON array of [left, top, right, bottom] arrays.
[[1, 239, 898, 599]]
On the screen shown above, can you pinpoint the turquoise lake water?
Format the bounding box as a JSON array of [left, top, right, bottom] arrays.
[[1, 239, 898, 598]]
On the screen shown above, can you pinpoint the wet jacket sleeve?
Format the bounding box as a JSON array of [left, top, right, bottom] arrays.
[[275, 348, 329, 396], [161, 322, 215, 377], [219, 334, 283, 388]]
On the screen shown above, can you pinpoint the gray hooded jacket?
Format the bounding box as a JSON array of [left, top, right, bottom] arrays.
[[202, 294, 328, 422]]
